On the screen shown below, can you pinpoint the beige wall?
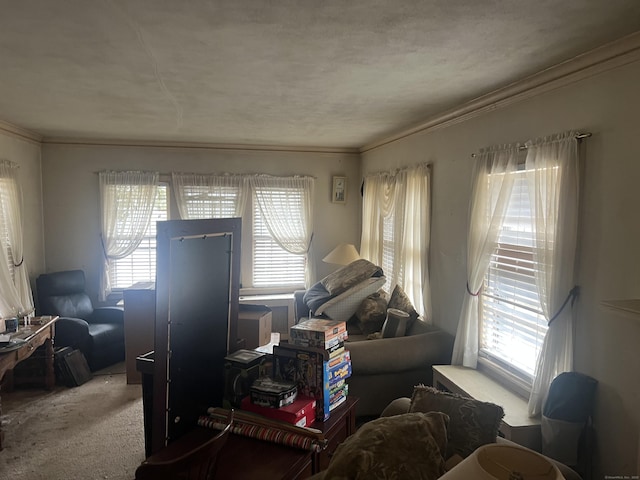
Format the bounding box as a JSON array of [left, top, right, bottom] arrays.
[[361, 60, 640, 477], [40, 144, 361, 301], [0, 131, 45, 293]]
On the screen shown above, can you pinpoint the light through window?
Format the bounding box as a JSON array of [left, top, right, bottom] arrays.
[[480, 170, 549, 381], [110, 184, 168, 289]]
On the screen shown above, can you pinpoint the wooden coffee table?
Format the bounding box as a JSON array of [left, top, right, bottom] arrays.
[[0, 316, 58, 450]]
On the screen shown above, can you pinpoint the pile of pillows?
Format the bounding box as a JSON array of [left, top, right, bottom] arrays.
[[354, 284, 420, 337], [322, 386, 505, 479]]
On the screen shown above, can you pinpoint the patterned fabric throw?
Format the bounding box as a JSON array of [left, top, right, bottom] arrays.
[[409, 385, 504, 459], [199, 408, 327, 452]]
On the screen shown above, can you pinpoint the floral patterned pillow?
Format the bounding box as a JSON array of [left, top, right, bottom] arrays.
[[324, 412, 449, 480], [355, 291, 388, 335]]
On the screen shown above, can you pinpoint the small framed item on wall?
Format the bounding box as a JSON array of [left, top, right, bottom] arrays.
[[332, 176, 347, 204]]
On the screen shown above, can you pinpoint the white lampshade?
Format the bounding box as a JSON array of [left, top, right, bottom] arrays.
[[322, 243, 360, 265], [440, 444, 563, 480]]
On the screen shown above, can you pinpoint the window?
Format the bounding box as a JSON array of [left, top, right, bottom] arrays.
[[381, 211, 402, 289], [250, 189, 306, 289], [361, 164, 430, 317], [0, 177, 16, 280], [109, 184, 168, 289], [479, 169, 548, 382]]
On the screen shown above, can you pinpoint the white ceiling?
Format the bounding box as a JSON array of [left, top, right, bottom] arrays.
[[1, 1, 639, 149]]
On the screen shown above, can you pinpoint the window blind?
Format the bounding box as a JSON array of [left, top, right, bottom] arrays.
[[252, 190, 305, 288], [180, 185, 240, 219], [480, 172, 547, 381]]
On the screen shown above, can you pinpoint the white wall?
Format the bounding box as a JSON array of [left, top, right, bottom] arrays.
[[40, 144, 361, 301], [361, 59, 640, 477], [0, 131, 45, 293]]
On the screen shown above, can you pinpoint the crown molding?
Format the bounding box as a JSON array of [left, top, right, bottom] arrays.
[[0, 120, 43, 144], [361, 31, 640, 153], [41, 137, 360, 155]]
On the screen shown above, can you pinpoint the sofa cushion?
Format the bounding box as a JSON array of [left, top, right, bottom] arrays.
[[323, 412, 449, 480], [387, 284, 419, 332], [320, 259, 383, 296], [409, 385, 504, 459], [315, 276, 386, 322], [355, 291, 388, 335]]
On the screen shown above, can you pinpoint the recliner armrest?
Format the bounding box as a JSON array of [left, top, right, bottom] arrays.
[[89, 306, 125, 325], [347, 329, 454, 375], [55, 317, 91, 348]]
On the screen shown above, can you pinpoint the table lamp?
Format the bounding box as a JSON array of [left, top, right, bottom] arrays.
[[322, 243, 360, 265], [440, 444, 563, 480]]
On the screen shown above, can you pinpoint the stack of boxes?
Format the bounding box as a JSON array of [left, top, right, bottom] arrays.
[[223, 318, 352, 427], [273, 318, 352, 421]]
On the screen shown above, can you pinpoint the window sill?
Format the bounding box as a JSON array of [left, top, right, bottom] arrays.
[[240, 286, 302, 296], [601, 299, 640, 315], [477, 357, 533, 401]]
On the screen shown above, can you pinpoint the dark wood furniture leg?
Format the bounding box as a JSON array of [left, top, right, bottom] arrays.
[[44, 337, 55, 390]]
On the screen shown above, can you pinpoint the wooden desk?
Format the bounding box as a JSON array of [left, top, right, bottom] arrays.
[[123, 283, 156, 384], [0, 316, 58, 450], [141, 397, 358, 479]]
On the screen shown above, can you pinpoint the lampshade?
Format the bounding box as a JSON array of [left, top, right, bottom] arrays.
[[440, 444, 563, 480], [322, 243, 360, 265]]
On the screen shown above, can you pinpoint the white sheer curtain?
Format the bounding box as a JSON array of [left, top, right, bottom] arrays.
[[451, 144, 520, 367], [248, 175, 315, 286], [526, 132, 579, 416], [360, 164, 431, 319], [172, 173, 248, 219], [99, 171, 159, 301], [0, 159, 34, 317]]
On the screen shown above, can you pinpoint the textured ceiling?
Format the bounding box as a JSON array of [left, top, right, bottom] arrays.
[[1, 1, 639, 148]]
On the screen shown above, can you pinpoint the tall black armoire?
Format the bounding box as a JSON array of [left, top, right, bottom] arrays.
[[150, 218, 241, 454]]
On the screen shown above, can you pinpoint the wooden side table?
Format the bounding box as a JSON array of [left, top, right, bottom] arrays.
[[0, 316, 58, 450]]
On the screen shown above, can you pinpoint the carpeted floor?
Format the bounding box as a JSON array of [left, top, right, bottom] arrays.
[[0, 362, 145, 480]]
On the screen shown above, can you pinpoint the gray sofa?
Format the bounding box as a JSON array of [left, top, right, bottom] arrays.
[[294, 288, 455, 417], [344, 320, 454, 417]]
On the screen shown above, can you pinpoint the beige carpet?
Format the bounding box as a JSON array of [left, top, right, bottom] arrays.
[[0, 362, 145, 480]]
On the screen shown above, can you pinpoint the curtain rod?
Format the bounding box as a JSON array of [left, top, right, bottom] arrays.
[[471, 132, 592, 157]]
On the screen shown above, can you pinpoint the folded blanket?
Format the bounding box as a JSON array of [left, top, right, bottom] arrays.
[[303, 259, 383, 313]]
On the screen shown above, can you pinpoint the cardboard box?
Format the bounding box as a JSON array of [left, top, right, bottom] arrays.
[[238, 304, 272, 349], [241, 394, 317, 428]]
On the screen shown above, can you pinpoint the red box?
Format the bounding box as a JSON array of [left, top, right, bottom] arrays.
[[241, 394, 317, 428]]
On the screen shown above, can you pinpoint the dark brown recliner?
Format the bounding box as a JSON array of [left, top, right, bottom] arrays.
[[36, 270, 125, 371]]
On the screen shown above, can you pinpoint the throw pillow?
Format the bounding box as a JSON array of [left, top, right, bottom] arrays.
[[409, 385, 504, 459], [320, 259, 383, 296], [388, 284, 419, 332], [323, 412, 449, 480], [355, 291, 388, 335]]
